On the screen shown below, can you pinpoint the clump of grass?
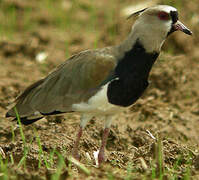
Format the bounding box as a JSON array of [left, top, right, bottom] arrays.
[[125, 162, 133, 180], [0, 2, 36, 40], [50, 152, 66, 180], [0, 154, 9, 180], [34, 128, 50, 169], [0, 3, 16, 39], [14, 107, 29, 169], [68, 156, 90, 176], [156, 136, 164, 179], [10, 125, 15, 142]]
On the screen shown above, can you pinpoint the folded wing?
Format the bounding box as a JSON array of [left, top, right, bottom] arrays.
[[6, 49, 116, 122]]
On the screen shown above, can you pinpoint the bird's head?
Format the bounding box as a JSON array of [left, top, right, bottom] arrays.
[[128, 5, 192, 52]]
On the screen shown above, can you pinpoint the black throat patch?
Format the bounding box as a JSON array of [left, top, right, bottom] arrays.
[[107, 40, 159, 107]]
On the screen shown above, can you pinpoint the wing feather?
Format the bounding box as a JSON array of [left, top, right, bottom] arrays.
[[6, 49, 116, 118]]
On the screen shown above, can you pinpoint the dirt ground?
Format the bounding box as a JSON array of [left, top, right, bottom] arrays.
[[0, 0, 199, 179]]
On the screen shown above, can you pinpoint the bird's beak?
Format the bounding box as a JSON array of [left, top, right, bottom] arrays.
[[173, 20, 192, 35]]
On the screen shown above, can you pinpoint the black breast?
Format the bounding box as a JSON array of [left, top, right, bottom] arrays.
[[107, 40, 159, 107]]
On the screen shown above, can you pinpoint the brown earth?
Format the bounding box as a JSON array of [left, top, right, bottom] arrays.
[[0, 0, 199, 179]]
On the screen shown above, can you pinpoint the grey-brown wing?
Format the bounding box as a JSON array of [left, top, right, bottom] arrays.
[[6, 50, 116, 118]]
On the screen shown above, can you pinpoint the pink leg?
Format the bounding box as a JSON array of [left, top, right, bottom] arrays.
[[72, 127, 83, 161], [98, 128, 110, 165]]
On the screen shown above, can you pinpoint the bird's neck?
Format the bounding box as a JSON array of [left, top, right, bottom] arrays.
[[115, 40, 159, 80], [107, 39, 160, 107], [117, 23, 166, 56]]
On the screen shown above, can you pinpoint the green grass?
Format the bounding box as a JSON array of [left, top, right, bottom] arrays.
[[14, 107, 28, 169], [0, 156, 9, 180], [0, 107, 194, 179], [124, 162, 133, 180], [0, 4, 17, 39], [0, 0, 197, 179], [0, 2, 36, 40], [34, 128, 50, 169]]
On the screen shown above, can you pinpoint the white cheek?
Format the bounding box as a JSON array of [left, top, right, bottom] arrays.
[[164, 20, 173, 33]]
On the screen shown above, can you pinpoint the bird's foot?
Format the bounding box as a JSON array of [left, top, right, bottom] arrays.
[[72, 127, 83, 161], [72, 149, 81, 161], [98, 150, 106, 165]]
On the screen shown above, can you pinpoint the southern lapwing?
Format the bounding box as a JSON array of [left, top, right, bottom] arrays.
[[6, 5, 192, 164]]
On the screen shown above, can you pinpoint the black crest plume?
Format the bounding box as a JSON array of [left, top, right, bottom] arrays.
[[127, 8, 147, 20]]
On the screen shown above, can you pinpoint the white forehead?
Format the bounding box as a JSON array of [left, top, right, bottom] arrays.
[[149, 5, 177, 13]]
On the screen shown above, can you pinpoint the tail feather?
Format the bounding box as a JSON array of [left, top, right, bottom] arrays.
[[13, 117, 43, 125], [5, 78, 45, 117], [5, 111, 12, 118], [6, 109, 44, 125]]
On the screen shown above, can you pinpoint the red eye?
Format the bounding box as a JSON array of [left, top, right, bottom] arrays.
[[158, 11, 170, 20]]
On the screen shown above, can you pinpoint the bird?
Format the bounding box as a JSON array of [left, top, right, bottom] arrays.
[[6, 5, 192, 165]]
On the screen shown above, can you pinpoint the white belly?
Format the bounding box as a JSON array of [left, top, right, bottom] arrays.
[[72, 83, 126, 115]]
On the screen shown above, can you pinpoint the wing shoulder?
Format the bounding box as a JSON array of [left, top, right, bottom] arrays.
[[83, 52, 117, 87], [53, 50, 117, 91]]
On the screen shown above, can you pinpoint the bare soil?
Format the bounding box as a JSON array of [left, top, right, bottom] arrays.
[[0, 0, 199, 179]]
